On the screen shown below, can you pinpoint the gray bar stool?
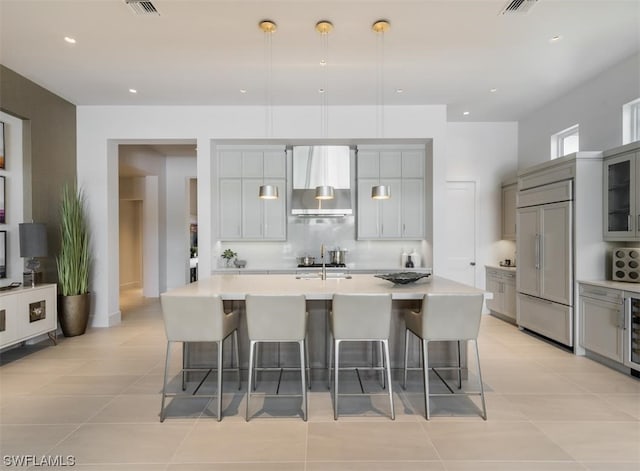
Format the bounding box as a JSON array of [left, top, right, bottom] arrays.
[[402, 292, 487, 420], [159, 294, 240, 422], [245, 294, 308, 421], [329, 293, 394, 420]]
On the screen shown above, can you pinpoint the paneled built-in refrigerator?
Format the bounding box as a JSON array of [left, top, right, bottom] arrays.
[[517, 180, 574, 347]]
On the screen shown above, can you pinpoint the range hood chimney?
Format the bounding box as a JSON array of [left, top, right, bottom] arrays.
[[291, 145, 352, 217]]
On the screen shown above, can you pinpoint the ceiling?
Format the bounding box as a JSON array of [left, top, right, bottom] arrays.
[[1, 0, 639, 121]]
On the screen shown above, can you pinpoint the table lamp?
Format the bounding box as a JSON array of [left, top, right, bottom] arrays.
[[19, 222, 48, 287]]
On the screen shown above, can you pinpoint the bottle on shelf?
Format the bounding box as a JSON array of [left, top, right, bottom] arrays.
[[409, 249, 421, 268], [401, 248, 408, 268], [405, 255, 414, 268]]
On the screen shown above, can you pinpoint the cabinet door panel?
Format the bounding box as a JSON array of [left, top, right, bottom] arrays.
[[401, 150, 425, 177], [242, 179, 263, 238], [219, 151, 242, 177], [357, 178, 380, 239], [540, 201, 572, 305], [263, 178, 286, 240], [401, 179, 424, 239], [17, 288, 56, 341], [379, 179, 402, 238], [604, 152, 636, 239], [356, 151, 380, 178], [242, 152, 263, 178], [264, 150, 286, 178], [219, 179, 243, 240], [485, 272, 501, 313], [380, 151, 402, 178], [0, 294, 18, 348], [502, 275, 517, 320], [580, 296, 624, 362], [502, 184, 517, 240], [516, 206, 540, 297]]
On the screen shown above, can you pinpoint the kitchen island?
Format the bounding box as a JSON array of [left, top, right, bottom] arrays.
[[165, 274, 489, 376]]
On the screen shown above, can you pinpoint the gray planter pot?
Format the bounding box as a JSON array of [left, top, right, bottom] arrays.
[[58, 293, 90, 337]]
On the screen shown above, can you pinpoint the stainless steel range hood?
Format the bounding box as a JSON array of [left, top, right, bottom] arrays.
[[291, 145, 352, 217]]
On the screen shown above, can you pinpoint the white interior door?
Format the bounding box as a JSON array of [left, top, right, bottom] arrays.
[[442, 181, 477, 286]]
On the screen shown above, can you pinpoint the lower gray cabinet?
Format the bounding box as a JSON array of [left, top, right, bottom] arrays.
[[485, 267, 516, 322], [579, 284, 624, 363]]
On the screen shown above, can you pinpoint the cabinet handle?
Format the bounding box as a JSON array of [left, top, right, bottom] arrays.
[[403, 223, 406, 234], [381, 224, 384, 235], [534, 234, 540, 270], [618, 304, 626, 330], [629, 214, 633, 232]]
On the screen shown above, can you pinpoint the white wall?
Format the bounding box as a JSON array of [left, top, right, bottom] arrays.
[[519, 53, 640, 168], [119, 199, 142, 288], [445, 122, 519, 289], [165, 156, 196, 290], [77, 105, 520, 328]]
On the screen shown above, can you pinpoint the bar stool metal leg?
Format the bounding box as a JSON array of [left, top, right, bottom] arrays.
[[300, 339, 308, 421], [233, 330, 241, 390], [246, 340, 256, 421], [382, 339, 395, 420], [182, 342, 188, 391], [475, 340, 487, 420], [160, 341, 172, 422], [403, 328, 410, 390], [457, 340, 462, 389], [422, 338, 430, 420], [216, 339, 223, 421], [333, 339, 341, 420]]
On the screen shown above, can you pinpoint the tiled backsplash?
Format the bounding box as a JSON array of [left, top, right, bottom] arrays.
[[216, 215, 429, 270]]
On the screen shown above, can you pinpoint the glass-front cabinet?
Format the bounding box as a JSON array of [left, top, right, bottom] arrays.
[[604, 149, 640, 240]]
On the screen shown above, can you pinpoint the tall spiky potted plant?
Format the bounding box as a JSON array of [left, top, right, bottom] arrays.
[[57, 184, 91, 337]]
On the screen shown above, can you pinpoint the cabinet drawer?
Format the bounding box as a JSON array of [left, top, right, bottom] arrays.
[[579, 284, 623, 304], [16, 288, 57, 341], [517, 293, 573, 346], [0, 294, 19, 348]]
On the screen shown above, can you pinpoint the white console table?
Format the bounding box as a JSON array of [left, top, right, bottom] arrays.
[[0, 284, 58, 349]]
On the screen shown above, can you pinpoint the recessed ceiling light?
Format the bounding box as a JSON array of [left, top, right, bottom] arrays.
[[64, 36, 76, 44], [490, 88, 498, 93], [239, 89, 247, 94], [318, 88, 325, 94], [129, 88, 137, 94], [396, 88, 404, 94], [550, 35, 562, 42], [463, 111, 470, 116]]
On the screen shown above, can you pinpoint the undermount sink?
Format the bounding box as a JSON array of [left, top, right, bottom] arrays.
[[296, 272, 352, 280]]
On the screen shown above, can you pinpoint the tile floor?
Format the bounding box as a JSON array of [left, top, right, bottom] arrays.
[[1, 291, 639, 470]]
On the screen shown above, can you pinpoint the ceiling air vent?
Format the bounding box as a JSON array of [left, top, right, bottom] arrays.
[[125, 0, 160, 15], [500, 0, 538, 14]]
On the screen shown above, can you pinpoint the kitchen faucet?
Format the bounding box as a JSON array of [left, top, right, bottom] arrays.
[[320, 243, 326, 280]]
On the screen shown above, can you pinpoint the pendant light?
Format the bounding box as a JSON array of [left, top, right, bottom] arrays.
[[315, 20, 335, 201], [371, 19, 391, 200], [258, 20, 279, 200]]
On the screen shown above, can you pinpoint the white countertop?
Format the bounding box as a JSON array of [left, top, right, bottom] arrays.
[[578, 279, 640, 294], [166, 273, 488, 301]]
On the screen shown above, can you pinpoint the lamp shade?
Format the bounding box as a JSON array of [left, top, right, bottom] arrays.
[[19, 223, 48, 258], [371, 185, 391, 199], [315, 185, 334, 200], [258, 184, 279, 199]]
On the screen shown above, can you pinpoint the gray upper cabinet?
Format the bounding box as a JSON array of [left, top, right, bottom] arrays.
[[603, 145, 640, 241], [356, 145, 425, 240], [218, 146, 286, 241], [501, 182, 517, 240]]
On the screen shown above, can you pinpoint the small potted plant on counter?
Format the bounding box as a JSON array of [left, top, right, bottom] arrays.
[[221, 249, 237, 268]]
